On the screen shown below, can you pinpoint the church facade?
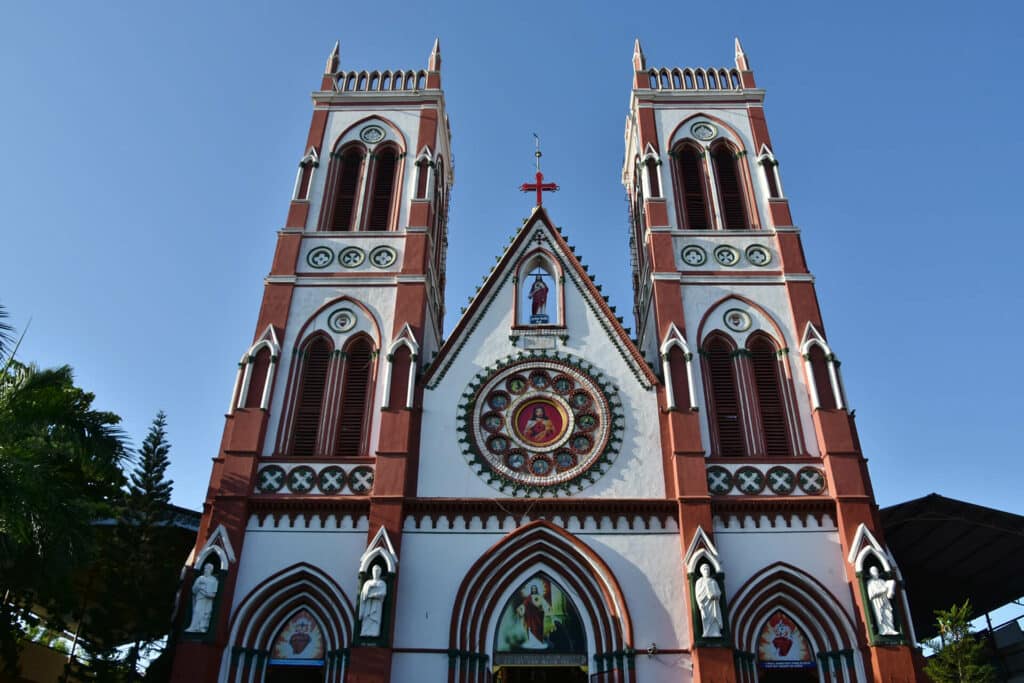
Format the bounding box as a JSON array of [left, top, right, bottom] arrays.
[[169, 40, 924, 682]]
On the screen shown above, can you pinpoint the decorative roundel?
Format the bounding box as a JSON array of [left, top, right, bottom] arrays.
[[681, 245, 707, 266], [765, 466, 797, 495], [706, 466, 733, 495], [368, 245, 398, 268], [797, 466, 827, 494], [713, 245, 741, 267], [328, 308, 357, 333], [745, 245, 772, 267], [723, 308, 752, 332], [286, 466, 317, 493], [349, 466, 375, 493], [317, 466, 347, 493], [359, 125, 386, 144], [733, 466, 766, 494], [306, 246, 334, 269], [257, 465, 286, 493], [338, 247, 366, 268], [459, 353, 623, 496], [690, 122, 717, 141]]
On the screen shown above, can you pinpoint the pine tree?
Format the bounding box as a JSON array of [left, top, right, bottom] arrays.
[[925, 601, 998, 683]]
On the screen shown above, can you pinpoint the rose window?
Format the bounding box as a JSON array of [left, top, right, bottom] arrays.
[[459, 354, 623, 496]]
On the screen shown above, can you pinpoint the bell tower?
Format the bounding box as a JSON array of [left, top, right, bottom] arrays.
[[624, 40, 923, 681], [170, 40, 453, 682]]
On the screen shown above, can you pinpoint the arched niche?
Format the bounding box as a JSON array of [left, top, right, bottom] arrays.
[[515, 249, 563, 327]]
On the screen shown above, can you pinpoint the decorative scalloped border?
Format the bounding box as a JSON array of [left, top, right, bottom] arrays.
[[456, 351, 624, 497]]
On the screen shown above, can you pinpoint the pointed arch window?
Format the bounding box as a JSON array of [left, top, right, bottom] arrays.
[[710, 143, 749, 230], [806, 344, 838, 411], [291, 338, 331, 457], [243, 346, 273, 410], [334, 337, 375, 457], [748, 336, 792, 456], [326, 146, 365, 231], [704, 336, 745, 457], [365, 146, 398, 231], [673, 143, 710, 230]]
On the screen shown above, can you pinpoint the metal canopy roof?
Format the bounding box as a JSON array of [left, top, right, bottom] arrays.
[[881, 494, 1024, 640]]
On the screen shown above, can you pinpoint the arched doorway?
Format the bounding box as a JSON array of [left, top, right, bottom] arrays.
[[264, 608, 325, 682], [755, 610, 818, 682]]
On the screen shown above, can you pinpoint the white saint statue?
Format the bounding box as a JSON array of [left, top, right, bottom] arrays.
[[695, 564, 723, 638], [185, 563, 219, 633], [359, 565, 388, 638], [866, 566, 899, 636]]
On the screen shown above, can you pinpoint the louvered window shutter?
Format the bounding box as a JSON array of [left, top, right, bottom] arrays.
[[677, 147, 710, 230], [335, 340, 373, 456], [330, 150, 363, 231], [712, 147, 748, 230], [292, 339, 330, 456], [750, 339, 791, 456], [707, 340, 744, 456], [366, 149, 397, 231]]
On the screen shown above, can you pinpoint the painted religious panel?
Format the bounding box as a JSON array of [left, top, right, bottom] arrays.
[[757, 611, 815, 671], [493, 574, 586, 667], [270, 609, 325, 664]]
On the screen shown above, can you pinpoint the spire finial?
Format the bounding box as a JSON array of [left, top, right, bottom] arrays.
[[325, 40, 340, 74], [429, 37, 442, 71], [632, 38, 646, 71], [520, 134, 559, 207], [734, 36, 749, 71]]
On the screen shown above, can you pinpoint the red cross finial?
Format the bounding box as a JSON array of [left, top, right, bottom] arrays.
[[520, 134, 559, 206]]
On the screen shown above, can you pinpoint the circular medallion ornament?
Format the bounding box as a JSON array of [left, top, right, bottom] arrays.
[[359, 125, 385, 144], [349, 466, 375, 493], [328, 308, 357, 333], [714, 245, 741, 267], [706, 466, 733, 495], [306, 246, 334, 269], [286, 466, 317, 493], [723, 308, 752, 332], [257, 465, 286, 493], [797, 466, 827, 494], [338, 247, 366, 268], [766, 466, 796, 495], [734, 466, 766, 494], [745, 245, 772, 267], [681, 245, 707, 266], [318, 466, 347, 493], [459, 353, 623, 496], [690, 122, 717, 141], [369, 246, 398, 268]]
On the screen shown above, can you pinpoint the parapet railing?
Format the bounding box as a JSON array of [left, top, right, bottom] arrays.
[[644, 67, 742, 91], [331, 69, 432, 93]]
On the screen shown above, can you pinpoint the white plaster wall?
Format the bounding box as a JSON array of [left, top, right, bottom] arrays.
[[393, 528, 690, 682], [231, 525, 368, 614], [419, 233, 664, 499], [390, 652, 448, 682], [714, 525, 856, 624], [264, 285, 398, 456], [681, 282, 819, 457], [295, 236, 405, 275]]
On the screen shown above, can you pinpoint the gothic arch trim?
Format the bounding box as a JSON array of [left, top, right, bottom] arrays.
[[513, 246, 566, 327], [695, 294, 789, 348], [448, 521, 634, 683], [291, 295, 384, 348], [667, 112, 749, 152], [328, 115, 409, 156]]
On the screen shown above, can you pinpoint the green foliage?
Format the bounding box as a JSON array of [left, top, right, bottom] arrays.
[[924, 600, 998, 683]]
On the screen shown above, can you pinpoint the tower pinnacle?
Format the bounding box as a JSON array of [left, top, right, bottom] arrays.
[[325, 40, 340, 74], [734, 36, 749, 72], [429, 37, 442, 71], [632, 38, 646, 71]]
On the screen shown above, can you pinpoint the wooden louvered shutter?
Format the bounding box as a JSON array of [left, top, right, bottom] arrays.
[[292, 339, 330, 456], [712, 146, 748, 230], [366, 149, 397, 231], [808, 345, 837, 410], [707, 340, 744, 457], [330, 150, 363, 231], [677, 147, 709, 230], [750, 339, 791, 456], [335, 340, 373, 456], [244, 347, 272, 409]]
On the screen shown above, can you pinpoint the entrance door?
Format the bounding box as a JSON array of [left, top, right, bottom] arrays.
[[758, 667, 819, 682], [265, 664, 324, 683], [499, 666, 588, 682]]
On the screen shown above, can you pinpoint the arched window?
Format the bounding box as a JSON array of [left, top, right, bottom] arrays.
[[334, 337, 374, 457], [387, 344, 413, 409], [667, 345, 691, 410], [243, 346, 272, 409], [748, 336, 791, 456], [644, 156, 661, 198], [710, 143, 749, 230], [365, 146, 398, 231], [704, 336, 745, 457], [674, 144, 710, 230], [292, 338, 331, 456], [326, 147, 365, 231], [806, 344, 838, 410]]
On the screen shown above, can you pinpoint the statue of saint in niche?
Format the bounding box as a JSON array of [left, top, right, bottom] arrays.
[[185, 563, 219, 633], [359, 565, 388, 638], [528, 270, 550, 324], [866, 566, 899, 636], [695, 563, 723, 638]]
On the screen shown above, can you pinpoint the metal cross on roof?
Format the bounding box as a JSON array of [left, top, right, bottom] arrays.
[[520, 134, 559, 206]]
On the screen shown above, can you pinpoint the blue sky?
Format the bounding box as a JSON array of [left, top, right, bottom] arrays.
[[1, 0, 1021, 524]]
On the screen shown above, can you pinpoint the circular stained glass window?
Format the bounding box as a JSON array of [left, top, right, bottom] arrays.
[[460, 354, 622, 496]]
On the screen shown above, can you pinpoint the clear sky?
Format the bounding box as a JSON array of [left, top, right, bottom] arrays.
[[1, 1, 1021, 522]]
